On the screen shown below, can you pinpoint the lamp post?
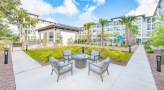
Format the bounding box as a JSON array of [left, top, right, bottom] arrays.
[[26, 45, 28, 51], [4, 49, 9, 64], [156, 55, 161, 72], [82, 47, 85, 54], [128, 45, 131, 53]]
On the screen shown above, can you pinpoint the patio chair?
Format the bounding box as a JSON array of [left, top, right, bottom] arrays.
[[49, 57, 73, 82], [88, 51, 100, 62], [88, 58, 110, 82], [63, 50, 74, 63]]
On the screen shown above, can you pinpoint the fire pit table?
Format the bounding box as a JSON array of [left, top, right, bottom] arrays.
[[72, 54, 89, 69]]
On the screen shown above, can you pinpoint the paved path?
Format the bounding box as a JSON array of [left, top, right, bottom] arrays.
[[12, 51, 41, 74], [11, 45, 157, 90], [111, 45, 157, 90]]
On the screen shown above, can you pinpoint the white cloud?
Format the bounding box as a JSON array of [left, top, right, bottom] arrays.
[[45, 18, 56, 22], [76, 5, 98, 27], [93, 0, 105, 6], [54, 0, 79, 16], [21, 0, 79, 16], [21, 0, 55, 16], [127, 0, 159, 16]]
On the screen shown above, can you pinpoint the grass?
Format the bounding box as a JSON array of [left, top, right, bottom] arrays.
[[25, 46, 133, 62], [121, 52, 133, 62]]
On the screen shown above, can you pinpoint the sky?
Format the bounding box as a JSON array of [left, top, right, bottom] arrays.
[[20, 0, 159, 27]]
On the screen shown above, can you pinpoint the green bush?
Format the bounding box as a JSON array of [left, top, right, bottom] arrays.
[[25, 46, 133, 63], [0, 43, 5, 51], [144, 45, 151, 49], [146, 49, 154, 53], [121, 44, 126, 47], [111, 50, 124, 62], [100, 48, 111, 58]]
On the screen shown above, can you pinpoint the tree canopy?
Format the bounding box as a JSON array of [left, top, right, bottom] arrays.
[[83, 22, 93, 43], [0, 0, 38, 40], [119, 16, 138, 45], [150, 12, 164, 47], [99, 18, 108, 45]]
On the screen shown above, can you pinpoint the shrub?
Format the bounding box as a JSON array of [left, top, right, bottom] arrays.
[[146, 49, 154, 53], [111, 50, 124, 62], [100, 48, 111, 58], [85, 47, 94, 54], [0, 43, 5, 51], [121, 44, 126, 47], [144, 45, 151, 49], [109, 44, 112, 46]]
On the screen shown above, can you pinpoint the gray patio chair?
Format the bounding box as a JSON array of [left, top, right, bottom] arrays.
[[63, 50, 74, 63], [88, 51, 100, 62], [88, 58, 110, 82], [49, 57, 73, 82]]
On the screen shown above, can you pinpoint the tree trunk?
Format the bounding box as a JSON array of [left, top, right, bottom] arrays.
[[125, 24, 129, 45], [129, 30, 136, 45], [87, 29, 90, 44], [101, 26, 104, 45], [17, 25, 21, 42]]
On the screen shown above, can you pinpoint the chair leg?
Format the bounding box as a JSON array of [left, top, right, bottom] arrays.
[[51, 69, 53, 75], [100, 74, 103, 82], [88, 64, 90, 75], [107, 69, 109, 75], [57, 75, 60, 82]]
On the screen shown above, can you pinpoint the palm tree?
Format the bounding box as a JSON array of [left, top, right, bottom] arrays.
[[99, 18, 108, 45], [83, 22, 93, 44], [119, 16, 138, 45]]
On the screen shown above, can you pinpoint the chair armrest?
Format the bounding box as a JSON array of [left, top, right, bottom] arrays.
[[59, 59, 66, 62], [90, 63, 101, 68], [61, 62, 73, 68]]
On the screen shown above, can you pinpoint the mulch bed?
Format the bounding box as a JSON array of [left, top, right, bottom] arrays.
[[0, 51, 16, 90], [147, 50, 164, 90]]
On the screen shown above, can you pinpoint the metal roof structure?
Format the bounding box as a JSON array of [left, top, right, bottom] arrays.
[[37, 24, 83, 32]]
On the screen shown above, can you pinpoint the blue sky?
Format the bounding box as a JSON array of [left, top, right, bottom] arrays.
[[21, 0, 159, 26]]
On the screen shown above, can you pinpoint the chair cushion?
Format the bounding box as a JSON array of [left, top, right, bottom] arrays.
[[88, 56, 99, 60], [91, 51, 99, 56], [63, 50, 71, 55], [60, 64, 72, 74], [49, 57, 61, 67], [100, 58, 110, 72], [90, 63, 101, 73], [64, 56, 73, 60], [100, 58, 110, 67]]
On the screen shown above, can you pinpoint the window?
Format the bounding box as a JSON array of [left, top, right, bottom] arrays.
[[147, 24, 151, 30], [147, 18, 151, 23]]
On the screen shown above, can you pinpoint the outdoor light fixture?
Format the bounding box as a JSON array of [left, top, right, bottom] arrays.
[[4, 49, 9, 64], [128, 45, 131, 53], [156, 55, 161, 72], [82, 47, 85, 54], [26, 45, 28, 51]]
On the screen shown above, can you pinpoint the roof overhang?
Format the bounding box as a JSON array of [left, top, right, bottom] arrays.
[[37, 24, 83, 32]]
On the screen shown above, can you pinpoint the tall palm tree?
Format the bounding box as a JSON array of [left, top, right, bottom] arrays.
[[99, 18, 108, 45], [119, 16, 138, 45], [83, 22, 93, 43]]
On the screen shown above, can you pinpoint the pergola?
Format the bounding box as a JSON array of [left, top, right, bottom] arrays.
[[36, 24, 83, 44], [37, 24, 82, 32]]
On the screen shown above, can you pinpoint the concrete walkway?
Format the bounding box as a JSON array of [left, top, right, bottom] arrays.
[[11, 45, 157, 90], [12, 50, 41, 74], [111, 45, 157, 90]]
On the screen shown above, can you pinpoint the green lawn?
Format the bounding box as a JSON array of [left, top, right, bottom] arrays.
[[25, 46, 133, 62]]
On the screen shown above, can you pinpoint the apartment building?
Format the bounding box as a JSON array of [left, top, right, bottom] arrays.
[[77, 14, 155, 44], [20, 13, 57, 41], [154, 0, 164, 17]]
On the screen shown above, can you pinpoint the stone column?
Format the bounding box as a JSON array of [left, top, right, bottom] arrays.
[[47, 31, 49, 42], [53, 28, 56, 43]]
